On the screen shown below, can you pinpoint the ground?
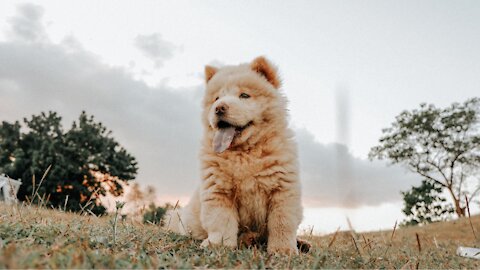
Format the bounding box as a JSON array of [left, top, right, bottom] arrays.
[[0, 203, 479, 269]]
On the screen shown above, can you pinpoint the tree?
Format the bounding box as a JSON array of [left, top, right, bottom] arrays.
[[401, 180, 454, 226], [369, 98, 480, 217], [0, 111, 138, 214], [125, 183, 157, 214]]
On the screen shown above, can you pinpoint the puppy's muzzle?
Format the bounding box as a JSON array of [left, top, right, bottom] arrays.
[[215, 103, 229, 116]]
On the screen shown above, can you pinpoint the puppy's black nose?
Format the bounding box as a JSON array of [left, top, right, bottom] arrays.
[[215, 104, 228, 115]]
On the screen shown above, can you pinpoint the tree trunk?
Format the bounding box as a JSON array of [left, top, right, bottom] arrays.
[[453, 197, 466, 217], [448, 187, 465, 217]]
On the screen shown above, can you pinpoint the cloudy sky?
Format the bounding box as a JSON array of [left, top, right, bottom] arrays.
[[1, 1, 479, 233]]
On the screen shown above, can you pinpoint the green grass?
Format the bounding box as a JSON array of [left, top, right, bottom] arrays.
[[0, 202, 479, 269]]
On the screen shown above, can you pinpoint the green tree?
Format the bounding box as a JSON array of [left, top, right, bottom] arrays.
[[0, 111, 138, 214], [401, 180, 454, 226], [369, 98, 480, 217]]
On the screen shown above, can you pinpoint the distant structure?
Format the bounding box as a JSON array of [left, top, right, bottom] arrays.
[[0, 175, 22, 204]]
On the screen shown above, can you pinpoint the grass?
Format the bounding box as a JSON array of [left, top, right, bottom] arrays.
[[0, 202, 479, 269]]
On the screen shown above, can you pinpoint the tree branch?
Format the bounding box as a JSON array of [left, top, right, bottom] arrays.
[[469, 185, 480, 202], [409, 162, 448, 188], [449, 151, 464, 186], [425, 158, 450, 184]]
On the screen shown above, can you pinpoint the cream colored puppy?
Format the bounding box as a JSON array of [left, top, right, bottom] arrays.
[[165, 56, 303, 255]]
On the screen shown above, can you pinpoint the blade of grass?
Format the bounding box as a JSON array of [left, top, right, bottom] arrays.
[[390, 220, 398, 242], [382, 220, 399, 258], [415, 233, 422, 253], [31, 174, 36, 199], [31, 165, 52, 206], [351, 235, 361, 256], [64, 195, 69, 212], [465, 195, 477, 240], [328, 227, 341, 248]]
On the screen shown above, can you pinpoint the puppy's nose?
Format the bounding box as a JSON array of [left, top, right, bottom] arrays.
[[215, 103, 229, 116]]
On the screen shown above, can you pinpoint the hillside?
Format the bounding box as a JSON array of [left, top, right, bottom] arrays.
[[0, 203, 479, 268]]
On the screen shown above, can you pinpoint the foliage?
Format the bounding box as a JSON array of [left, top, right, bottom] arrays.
[[401, 180, 454, 226], [125, 182, 157, 214], [143, 203, 167, 225], [369, 98, 480, 217], [0, 111, 138, 214]]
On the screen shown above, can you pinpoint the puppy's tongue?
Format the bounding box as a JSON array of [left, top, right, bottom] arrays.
[[213, 127, 236, 153]]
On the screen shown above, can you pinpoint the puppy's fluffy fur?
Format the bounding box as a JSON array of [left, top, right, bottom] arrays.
[[165, 57, 303, 255]]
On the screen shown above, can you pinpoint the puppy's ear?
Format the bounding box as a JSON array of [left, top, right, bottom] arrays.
[[250, 56, 281, 89], [205, 65, 218, 83]]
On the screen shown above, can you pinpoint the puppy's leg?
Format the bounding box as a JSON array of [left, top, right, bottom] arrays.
[[239, 230, 311, 254], [200, 186, 239, 248], [267, 188, 302, 255], [163, 188, 207, 240]]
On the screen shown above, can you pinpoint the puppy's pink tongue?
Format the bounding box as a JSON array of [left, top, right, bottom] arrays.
[[213, 127, 236, 153]]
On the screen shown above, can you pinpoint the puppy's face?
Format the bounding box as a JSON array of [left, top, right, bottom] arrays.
[[203, 57, 285, 153]]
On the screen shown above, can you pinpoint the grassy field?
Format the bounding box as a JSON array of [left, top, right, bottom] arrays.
[[0, 202, 479, 269]]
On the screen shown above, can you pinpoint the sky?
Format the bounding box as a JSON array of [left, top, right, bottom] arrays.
[[0, 1, 479, 233]]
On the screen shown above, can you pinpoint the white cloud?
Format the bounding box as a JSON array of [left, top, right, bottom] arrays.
[[297, 130, 418, 207], [134, 33, 177, 68], [0, 4, 203, 197], [6, 3, 48, 43], [0, 4, 420, 208]]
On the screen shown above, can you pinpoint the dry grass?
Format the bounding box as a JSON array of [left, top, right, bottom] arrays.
[[0, 202, 479, 269], [314, 215, 480, 269]]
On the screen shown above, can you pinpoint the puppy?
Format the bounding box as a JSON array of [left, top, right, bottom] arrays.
[[166, 56, 303, 255]]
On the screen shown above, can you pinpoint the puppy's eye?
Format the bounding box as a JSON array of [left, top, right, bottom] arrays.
[[239, 93, 250, 99], [215, 97, 219, 101]]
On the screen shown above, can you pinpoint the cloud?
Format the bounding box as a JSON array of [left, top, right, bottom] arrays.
[[297, 130, 419, 207], [6, 3, 48, 43], [134, 33, 177, 68], [0, 4, 420, 208], [0, 4, 202, 196]]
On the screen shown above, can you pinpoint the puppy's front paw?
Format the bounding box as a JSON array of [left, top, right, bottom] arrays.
[[200, 238, 213, 248], [267, 243, 299, 255], [297, 238, 312, 253], [200, 233, 237, 248]]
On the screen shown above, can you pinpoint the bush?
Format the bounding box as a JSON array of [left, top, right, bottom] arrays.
[[143, 203, 167, 225]]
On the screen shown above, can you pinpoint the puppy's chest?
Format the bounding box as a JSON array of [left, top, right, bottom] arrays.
[[220, 153, 281, 189], [234, 179, 270, 231], [219, 155, 282, 232], [222, 156, 264, 180]]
